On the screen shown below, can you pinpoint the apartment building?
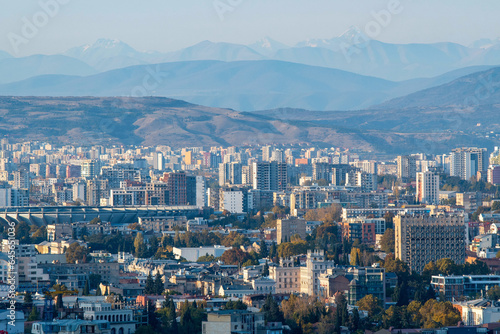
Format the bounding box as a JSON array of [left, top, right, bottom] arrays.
[[395, 214, 466, 273], [276, 218, 307, 244]]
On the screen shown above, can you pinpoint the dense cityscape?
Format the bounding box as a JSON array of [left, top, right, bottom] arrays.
[[1, 140, 500, 333]]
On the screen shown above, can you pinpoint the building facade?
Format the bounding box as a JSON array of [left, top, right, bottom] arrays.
[[395, 214, 466, 273]]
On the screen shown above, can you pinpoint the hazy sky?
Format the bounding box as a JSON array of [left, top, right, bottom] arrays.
[[0, 0, 499, 56]]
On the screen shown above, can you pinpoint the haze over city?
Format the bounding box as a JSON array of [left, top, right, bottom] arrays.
[[1, 0, 499, 56]]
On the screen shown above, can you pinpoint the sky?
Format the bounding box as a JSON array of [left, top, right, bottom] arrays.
[[0, 0, 499, 56]]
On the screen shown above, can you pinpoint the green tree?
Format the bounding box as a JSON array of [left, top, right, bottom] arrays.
[[88, 274, 102, 289], [356, 295, 383, 317], [380, 228, 395, 253], [24, 292, 33, 309], [155, 272, 164, 295], [134, 325, 157, 334], [262, 294, 284, 323], [157, 298, 178, 334], [269, 242, 277, 261], [393, 281, 409, 306], [487, 285, 500, 300], [83, 279, 90, 296], [349, 307, 360, 332], [419, 299, 461, 328], [263, 261, 270, 277], [65, 242, 89, 264], [225, 300, 247, 310], [350, 248, 361, 266], [16, 221, 31, 244], [134, 232, 147, 258], [28, 306, 40, 321], [197, 254, 216, 262], [259, 239, 269, 258], [31, 226, 47, 243], [144, 272, 155, 294]]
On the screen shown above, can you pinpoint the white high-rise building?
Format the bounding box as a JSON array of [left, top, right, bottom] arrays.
[[153, 152, 164, 170], [450, 147, 487, 180], [195, 175, 206, 208], [220, 189, 245, 213], [416, 171, 440, 204], [72, 183, 86, 203]]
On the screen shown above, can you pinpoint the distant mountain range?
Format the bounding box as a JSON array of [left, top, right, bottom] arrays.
[[0, 54, 96, 84], [1, 34, 500, 78], [0, 59, 496, 112], [1, 66, 499, 155], [2, 33, 500, 81], [0, 35, 499, 111]]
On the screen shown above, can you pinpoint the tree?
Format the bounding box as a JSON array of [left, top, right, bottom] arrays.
[[83, 279, 90, 296], [16, 221, 31, 244], [88, 274, 102, 290], [24, 292, 33, 310], [277, 240, 308, 258], [349, 307, 360, 332], [134, 325, 157, 334], [197, 254, 216, 262], [419, 299, 461, 328], [487, 285, 500, 300], [155, 272, 164, 295], [380, 228, 395, 253], [65, 242, 89, 264], [145, 272, 155, 294], [134, 232, 147, 258], [28, 307, 40, 321], [350, 248, 361, 266], [262, 294, 284, 323], [220, 248, 252, 265], [269, 242, 277, 262], [79, 226, 89, 240], [225, 300, 247, 310], [356, 295, 383, 317], [158, 298, 178, 334], [31, 226, 47, 243], [146, 300, 160, 331], [259, 239, 269, 259], [384, 211, 395, 228], [263, 261, 270, 277], [393, 281, 409, 306]]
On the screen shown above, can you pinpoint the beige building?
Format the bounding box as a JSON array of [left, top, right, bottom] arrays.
[[269, 257, 301, 294], [277, 218, 306, 244], [395, 214, 466, 273], [47, 224, 73, 241], [300, 249, 336, 296], [269, 250, 336, 296]]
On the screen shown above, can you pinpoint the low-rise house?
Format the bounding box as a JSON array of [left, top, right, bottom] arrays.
[[219, 284, 255, 298]]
